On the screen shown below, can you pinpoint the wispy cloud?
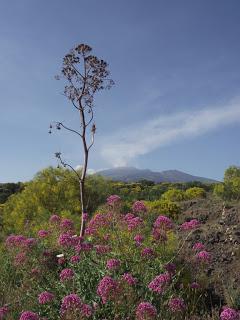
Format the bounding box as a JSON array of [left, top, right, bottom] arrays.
[[100, 99, 240, 166]]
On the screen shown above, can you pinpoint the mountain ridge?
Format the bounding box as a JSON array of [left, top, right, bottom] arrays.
[[96, 167, 218, 183]]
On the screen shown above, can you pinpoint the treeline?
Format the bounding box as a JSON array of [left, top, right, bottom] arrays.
[[0, 182, 23, 204]]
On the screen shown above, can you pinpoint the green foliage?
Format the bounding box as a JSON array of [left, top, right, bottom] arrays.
[[145, 199, 181, 219], [0, 182, 23, 204], [2, 167, 112, 234], [214, 166, 240, 201], [185, 187, 206, 199], [161, 188, 186, 202]]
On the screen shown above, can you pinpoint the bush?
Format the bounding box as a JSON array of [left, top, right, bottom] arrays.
[[185, 187, 206, 200], [146, 199, 181, 219], [1, 167, 112, 235], [161, 189, 186, 202], [0, 197, 222, 319]]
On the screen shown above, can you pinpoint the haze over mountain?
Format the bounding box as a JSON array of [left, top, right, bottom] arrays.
[[96, 167, 217, 183]]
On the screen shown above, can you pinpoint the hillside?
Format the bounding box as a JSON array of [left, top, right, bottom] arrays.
[[97, 167, 217, 183]]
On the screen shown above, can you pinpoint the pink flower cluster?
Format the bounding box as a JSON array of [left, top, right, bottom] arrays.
[[164, 262, 176, 275], [196, 250, 211, 263], [85, 213, 111, 236], [60, 268, 75, 282], [122, 273, 137, 285], [106, 258, 121, 270], [14, 252, 27, 266], [124, 213, 143, 231], [107, 194, 121, 206], [192, 242, 205, 251], [148, 272, 171, 294], [75, 242, 93, 253], [97, 276, 118, 304], [49, 214, 61, 224], [168, 297, 186, 313], [60, 293, 81, 315], [38, 291, 54, 304], [154, 215, 173, 230], [152, 215, 173, 241], [0, 306, 8, 319], [132, 201, 147, 213], [60, 218, 74, 231], [70, 255, 80, 264], [60, 293, 92, 317], [37, 230, 49, 238], [19, 311, 39, 320], [5, 235, 37, 249], [220, 307, 239, 320], [94, 244, 111, 255], [136, 302, 157, 320], [58, 233, 82, 247], [180, 219, 200, 231], [134, 234, 144, 245], [141, 247, 155, 259]]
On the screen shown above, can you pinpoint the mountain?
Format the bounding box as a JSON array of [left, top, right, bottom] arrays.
[[96, 167, 217, 183]]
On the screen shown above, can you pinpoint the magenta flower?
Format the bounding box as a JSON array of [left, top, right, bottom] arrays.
[[190, 282, 200, 289], [168, 297, 186, 313], [82, 304, 93, 318], [220, 307, 239, 320], [122, 273, 137, 285], [24, 238, 37, 249], [38, 291, 54, 304], [141, 247, 155, 259], [136, 302, 157, 320], [75, 242, 93, 253], [83, 212, 88, 221], [58, 233, 73, 247], [37, 230, 49, 238], [106, 194, 121, 206], [60, 218, 74, 231], [132, 200, 147, 213], [94, 245, 111, 255], [106, 258, 121, 270], [60, 268, 74, 281], [70, 255, 81, 264], [19, 311, 39, 320], [49, 214, 61, 224], [196, 250, 211, 263], [5, 235, 26, 248], [192, 242, 205, 251], [134, 234, 144, 245], [14, 252, 27, 266], [97, 276, 118, 304], [154, 215, 173, 230], [164, 262, 176, 275], [0, 306, 8, 319], [31, 268, 41, 276], [60, 294, 82, 316], [180, 219, 200, 231], [85, 212, 111, 236], [148, 272, 171, 294], [124, 213, 143, 231], [58, 257, 66, 265]]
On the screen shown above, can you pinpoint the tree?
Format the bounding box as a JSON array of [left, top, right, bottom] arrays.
[[50, 44, 114, 236]]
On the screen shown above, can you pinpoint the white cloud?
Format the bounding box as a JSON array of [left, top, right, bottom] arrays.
[[100, 99, 240, 166], [75, 165, 96, 175]]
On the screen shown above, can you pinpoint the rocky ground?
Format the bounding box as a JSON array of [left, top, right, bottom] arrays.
[[179, 196, 240, 308]]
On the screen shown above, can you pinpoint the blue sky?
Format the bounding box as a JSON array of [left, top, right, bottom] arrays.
[[1, 0, 240, 182]]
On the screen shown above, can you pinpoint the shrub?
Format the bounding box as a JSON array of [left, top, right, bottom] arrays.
[[146, 199, 181, 219], [1, 167, 112, 234], [161, 189, 186, 202], [185, 187, 206, 200], [0, 197, 238, 319]]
